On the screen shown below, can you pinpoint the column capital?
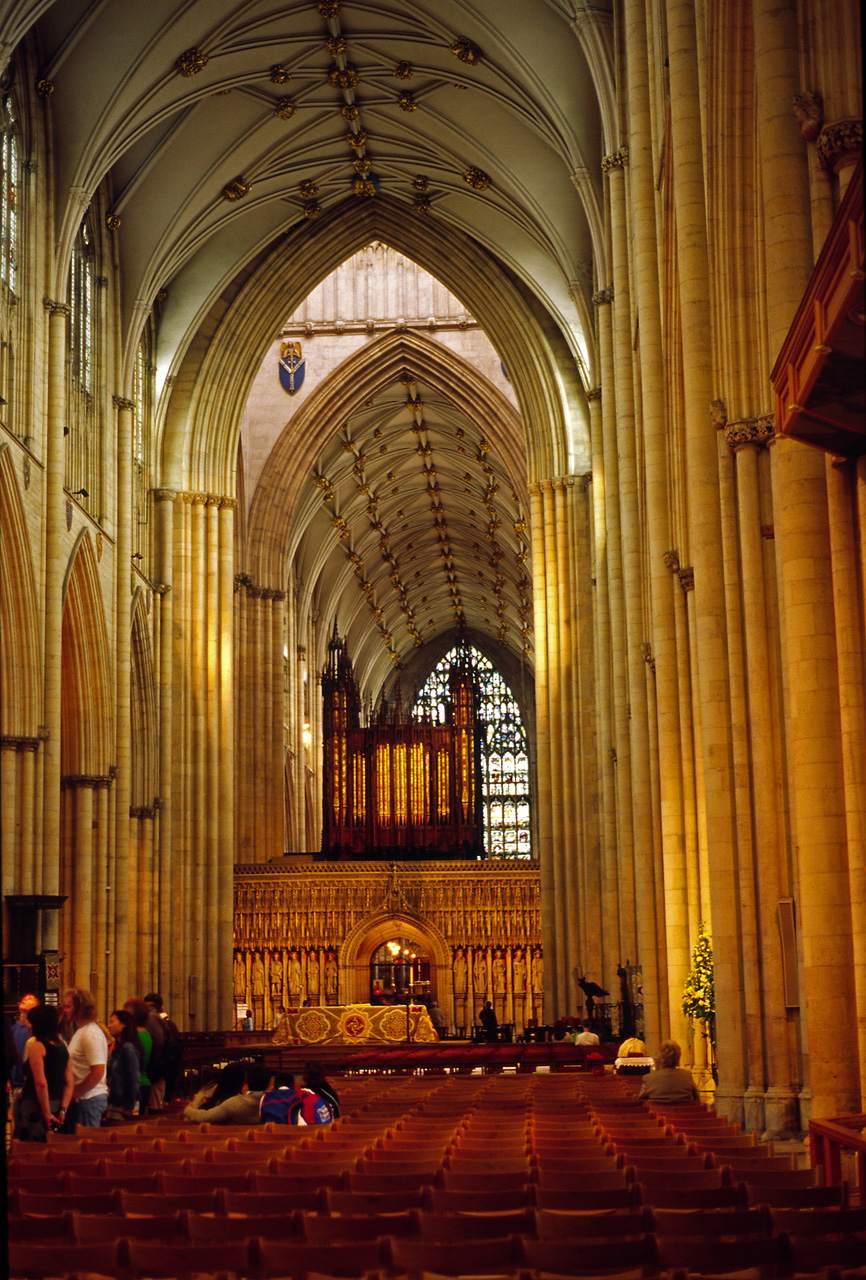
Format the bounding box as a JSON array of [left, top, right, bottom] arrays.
[[152, 488, 178, 503], [663, 549, 680, 573], [592, 286, 614, 306], [725, 414, 774, 451], [42, 297, 70, 317], [112, 395, 136, 412], [219, 496, 238, 510], [1, 735, 40, 751], [585, 387, 601, 401], [816, 117, 862, 173], [61, 773, 113, 789], [602, 146, 629, 172], [678, 566, 695, 592]]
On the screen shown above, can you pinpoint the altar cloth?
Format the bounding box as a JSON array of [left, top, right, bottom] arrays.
[[272, 1002, 438, 1046]]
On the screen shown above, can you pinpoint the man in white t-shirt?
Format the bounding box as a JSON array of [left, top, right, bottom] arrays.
[[63, 988, 109, 1126], [574, 1020, 601, 1046]]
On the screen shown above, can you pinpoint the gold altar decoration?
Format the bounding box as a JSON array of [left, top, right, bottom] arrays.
[[273, 1002, 437, 1045], [234, 860, 542, 1035]]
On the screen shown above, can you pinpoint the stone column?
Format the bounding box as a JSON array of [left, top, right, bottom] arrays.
[[19, 741, 37, 895], [529, 482, 556, 1022], [205, 496, 219, 1026], [41, 301, 69, 951], [593, 305, 625, 970], [218, 498, 236, 1030], [153, 492, 176, 1013], [1, 740, 17, 900], [606, 144, 661, 1050], [665, 0, 744, 1121], [754, 0, 860, 1116], [625, 0, 690, 1049], [112, 396, 135, 1003], [727, 421, 798, 1134]]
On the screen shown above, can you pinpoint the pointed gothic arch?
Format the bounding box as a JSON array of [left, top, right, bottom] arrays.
[[61, 530, 112, 777], [160, 198, 586, 497], [0, 445, 40, 737]]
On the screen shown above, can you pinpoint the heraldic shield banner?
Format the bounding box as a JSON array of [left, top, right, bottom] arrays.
[[279, 340, 306, 395]]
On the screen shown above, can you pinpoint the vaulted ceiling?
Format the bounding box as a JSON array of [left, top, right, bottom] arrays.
[[7, 0, 608, 694], [19, 0, 605, 389]]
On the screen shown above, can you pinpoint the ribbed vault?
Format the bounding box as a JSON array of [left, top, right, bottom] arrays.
[[168, 197, 588, 495]]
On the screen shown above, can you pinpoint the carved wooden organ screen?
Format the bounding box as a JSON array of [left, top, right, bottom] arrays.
[[321, 632, 482, 858]]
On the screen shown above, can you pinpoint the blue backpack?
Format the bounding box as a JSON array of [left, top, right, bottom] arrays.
[[259, 1086, 301, 1125]]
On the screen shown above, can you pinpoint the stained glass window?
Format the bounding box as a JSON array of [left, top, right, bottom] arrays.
[[1, 97, 18, 293], [413, 643, 532, 859]]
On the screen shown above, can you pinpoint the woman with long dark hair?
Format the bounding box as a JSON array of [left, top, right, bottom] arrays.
[[189, 1061, 247, 1112], [303, 1060, 340, 1118], [106, 1009, 143, 1120], [12, 1003, 74, 1142]]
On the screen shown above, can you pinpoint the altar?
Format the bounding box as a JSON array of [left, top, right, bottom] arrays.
[[272, 1003, 438, 1046]]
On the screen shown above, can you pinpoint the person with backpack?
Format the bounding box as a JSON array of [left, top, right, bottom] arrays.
[[183, 1063, 271, 1124], [144, 993, 183, 1103], [303, 1060, 340, 1120], [258, 1063, 337, 1126]]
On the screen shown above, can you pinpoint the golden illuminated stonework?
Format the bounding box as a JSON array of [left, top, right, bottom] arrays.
[[176, 48, 209, 77], [451, 36, 483, 65], [299, 179, 319, 199], [346, 129, 367, 148], [397, 91, 418, 112], [274, 97, 296, 119], [36, 79, 54, 97], [105, 213, 121, 231], [223, 177, 252, 201], [326, 36, 347, 57], [394, 61, 413, 79], [329, 64, 359, 89], [270, 65, 290, 84], [463, 166, 490, 191]]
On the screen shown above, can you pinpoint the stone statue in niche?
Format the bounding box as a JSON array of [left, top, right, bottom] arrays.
[[531, 949, 543, 993], [325, 952, 338, 1001], [307, 951, 320, 999], [251, 952, 265, 998], [473, 948, 487, 993], [233, 951, 246, 997], [512, 948, 526, 992], [453, 948, 467, 992], [288, 951, 302, 997], [493, 950, 506, 993]]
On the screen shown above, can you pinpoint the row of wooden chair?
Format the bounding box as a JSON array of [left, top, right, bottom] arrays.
[[9, 1203, 866, 1244]]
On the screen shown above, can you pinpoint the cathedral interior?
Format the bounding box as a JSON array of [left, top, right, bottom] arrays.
[[0, 0, 863, 1138]]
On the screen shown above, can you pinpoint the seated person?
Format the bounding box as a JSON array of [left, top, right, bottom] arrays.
[[614, 1036, 654, 1075], [638, 1039, 699, 1103], [183, 1063, 272, 1124], [574, 1020, 600, 1045]]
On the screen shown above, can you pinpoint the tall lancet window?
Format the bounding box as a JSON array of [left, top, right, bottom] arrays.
[[413, 643, 532, 859], [0, 96, 18, 294], [66, 220, 98, 512]]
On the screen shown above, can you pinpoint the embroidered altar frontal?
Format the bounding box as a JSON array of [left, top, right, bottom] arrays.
[[273, 1002, 437, 1045]]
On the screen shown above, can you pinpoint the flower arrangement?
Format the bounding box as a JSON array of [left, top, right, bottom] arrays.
[[682, 925, 714, 1021], [682, 924, 716, 1078]]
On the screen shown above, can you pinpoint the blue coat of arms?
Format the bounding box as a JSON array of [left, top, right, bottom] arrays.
[[279, 341, 306, 395]]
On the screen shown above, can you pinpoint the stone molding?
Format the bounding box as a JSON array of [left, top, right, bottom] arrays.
[[1, 735, 40, 751], [663, 550, 680, 573], [60, 774, 113, 789], [592, 286, 614, 305], [234, 572, 286, 601], [678, 567, 695, 592], [793, 90, 823, 142], [112, 396, 136, 412], [152, 488, 178, 503]]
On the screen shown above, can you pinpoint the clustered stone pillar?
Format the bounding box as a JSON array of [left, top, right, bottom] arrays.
[[234, 575, 287, 864]]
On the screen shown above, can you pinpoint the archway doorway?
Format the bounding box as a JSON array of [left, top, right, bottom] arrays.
[[370, 937, 431, 1004]]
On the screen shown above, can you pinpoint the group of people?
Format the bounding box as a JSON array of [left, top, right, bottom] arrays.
[[7, 987, 183, 1141], [182, 1060, 340, 1126]]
